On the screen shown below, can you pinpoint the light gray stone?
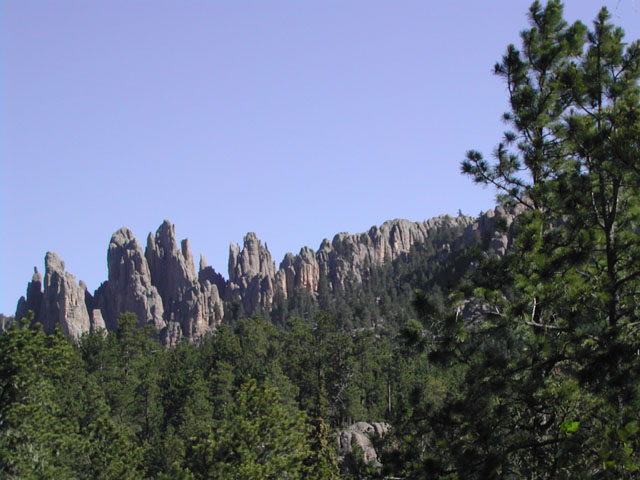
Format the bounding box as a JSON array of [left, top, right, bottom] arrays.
[[228, 232, 277, 313], [337, 422, 390, 468], [39, 252, 91, 340]]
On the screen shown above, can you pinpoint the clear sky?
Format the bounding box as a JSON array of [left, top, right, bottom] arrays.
[[2, 1, 640, 315]]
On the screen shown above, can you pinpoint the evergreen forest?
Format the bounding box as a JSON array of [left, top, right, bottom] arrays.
[[3, 1, 640, 478]]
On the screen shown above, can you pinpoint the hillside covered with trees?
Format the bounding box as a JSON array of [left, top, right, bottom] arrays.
[[3, 1, 640, 478]]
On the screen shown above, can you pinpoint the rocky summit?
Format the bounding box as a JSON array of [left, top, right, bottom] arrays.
[[15, 207, 516, 344]]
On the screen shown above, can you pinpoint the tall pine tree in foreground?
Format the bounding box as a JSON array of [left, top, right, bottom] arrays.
[[406, 1, 640, 478]]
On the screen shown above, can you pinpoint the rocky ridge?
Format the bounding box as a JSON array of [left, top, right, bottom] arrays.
[[15, 206, 516, 344]]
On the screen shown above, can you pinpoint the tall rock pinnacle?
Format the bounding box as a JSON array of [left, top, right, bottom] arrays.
[[15, 252, 91, 340], [93, 227, 165, 331], [228, 232, 277, 313], [145, 220, 222, 344]]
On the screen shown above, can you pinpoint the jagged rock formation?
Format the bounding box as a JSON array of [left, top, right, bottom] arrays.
[[90, 309, 106, 334], [280, 246, 320, 296], [14, 206, 518, 344], [316, 215, 475, 291], [462, 204, 517, 256], [93, 227, 165, 331], [236, 210, 513, 308], [16, 253, 91, 340], [227, 232, 278, 313], [15, 268, 43, 326], [145, 220, 223, 344], [16, 221, 224, 345], [199, 254, 226, 297], [227, 214, 486, 309]]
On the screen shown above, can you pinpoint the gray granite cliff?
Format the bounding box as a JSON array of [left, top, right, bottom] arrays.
[[15, 207, 516, 344]]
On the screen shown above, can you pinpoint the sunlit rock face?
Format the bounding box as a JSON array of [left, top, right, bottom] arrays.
[[14, 206, 518, 344], [16, 221, 224, 345], [94, 226, 166, 331], [16, 252, 91, 340], [227, 232, 278, 313]]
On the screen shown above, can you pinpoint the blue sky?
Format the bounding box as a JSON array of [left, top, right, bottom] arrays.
[[2, 1, 640, 315]]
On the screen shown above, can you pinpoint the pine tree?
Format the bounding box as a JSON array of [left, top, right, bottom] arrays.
[[406, 1, 640, 477], [187, 378, 311, 480], [0, 316, 142, 479], [305, 415, 340, 480]]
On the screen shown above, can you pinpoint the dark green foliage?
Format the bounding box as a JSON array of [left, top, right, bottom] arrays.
[[306, 415, 340, 479], [0, 308, 406, 477], [400, 1, 640, 478], [187, 378, 311, 480], [0, 315, 142, 479]]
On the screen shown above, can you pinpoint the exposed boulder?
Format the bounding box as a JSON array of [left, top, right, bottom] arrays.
[[226, 212, 511, 315], [0, 314, 14, 333], [15, 221, 224, 345], [279, 252, 296, 299], [146, 220, 197, 301], [198, 254, 227, 298], [229, 232, 276, 283], [43, 252, 92, 339], [337, 422, 389, 468], [461, 205, 520, 256], [161, 321, 183, 347], [90, 309, 106, 334], [295, 246, 320, 291], [277, 246, 320, 299]]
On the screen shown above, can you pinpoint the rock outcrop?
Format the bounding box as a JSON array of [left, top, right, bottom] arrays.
[[93, 227, 165, 331], [286, 246, 320, 294], [321, 215, 476, 290], [90, 309, 106, 334], [14, 206, 518, 344], [230, 216, 479, 307], [16, 221, 224, 345], [15, 267, 43, 326], [273, 208, 517, 303], [227, 232, 277, 313], [198, 254, 226, 298], [462, 204, 517, 256], [16, 252, 91, 340], [144, 220, 223, 343], [338, 422, 390, 468], [0, 314, 14, 333]]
